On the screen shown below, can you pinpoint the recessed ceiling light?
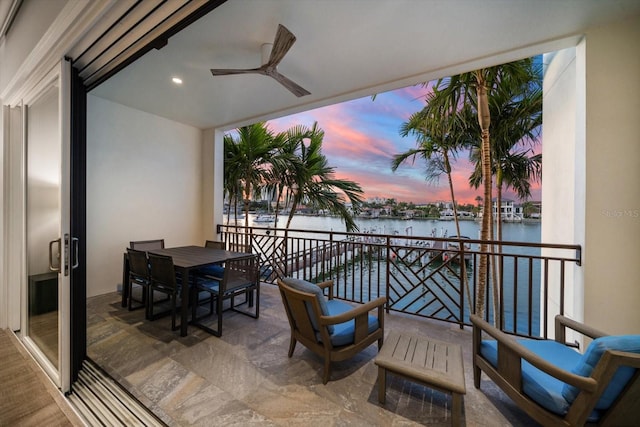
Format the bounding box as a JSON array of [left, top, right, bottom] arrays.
[[172, 77, 183, 85]]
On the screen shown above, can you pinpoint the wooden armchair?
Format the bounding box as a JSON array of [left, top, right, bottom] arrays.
[[472, 314, 640, 426], [277, 278, 387, 384], [191, 254, 259, 337]]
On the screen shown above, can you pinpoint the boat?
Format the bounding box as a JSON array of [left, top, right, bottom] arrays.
[[444, 235, 473, 265], [254, 214, 278, 223]]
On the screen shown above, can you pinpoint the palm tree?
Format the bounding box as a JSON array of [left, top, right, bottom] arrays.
[[223, 122, 277, 228], [223, 135, 244, 223], [465, 64, 542, 324], [427, 58, 540, 318], [469, 66, 542, 233], [393, 97, 475, 310], [264, 125, 309, 225], [284, 122, 364, 232]]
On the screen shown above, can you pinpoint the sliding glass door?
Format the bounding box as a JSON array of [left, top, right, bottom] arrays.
[[21, 61, 72, 392]]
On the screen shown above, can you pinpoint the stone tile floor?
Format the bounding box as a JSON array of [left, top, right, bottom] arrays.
[[87, 284, 539, 426]]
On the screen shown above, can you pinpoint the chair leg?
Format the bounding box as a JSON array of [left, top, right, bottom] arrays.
[[216, 292, 223, 336], [146, 288, 153, 319], [474, 365, 481, 389], [254, 287, 259, 319], [128, 281, 145, 311], [171, 293, 178, 331], [191, 286, 198, 323], [323, 358, 331, 384], [127, 281, 133, 310], [288, 336, 297, 357]]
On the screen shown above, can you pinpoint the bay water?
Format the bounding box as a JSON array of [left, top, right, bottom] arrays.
[[237, 214, 543, 334]]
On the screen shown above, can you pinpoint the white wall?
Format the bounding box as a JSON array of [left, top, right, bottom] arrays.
[[201, 128, 224, 240], [542, 46, 585, 335], [86, 95, 204, 297], [543, 16, 640, 336], [583, 16, 640, 334]]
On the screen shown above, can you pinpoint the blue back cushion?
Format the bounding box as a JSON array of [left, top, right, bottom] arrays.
[[282, 278, 333, 333], [562, 335, 640, 410]]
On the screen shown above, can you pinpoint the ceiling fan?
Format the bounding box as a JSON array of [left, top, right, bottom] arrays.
[[210, 24, 311, 97]]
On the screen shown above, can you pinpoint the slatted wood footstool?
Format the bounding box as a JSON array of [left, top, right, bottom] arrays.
[[375, 331, 466, 426]]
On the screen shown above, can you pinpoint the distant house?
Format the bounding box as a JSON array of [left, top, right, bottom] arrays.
[[493, 199, 523, 222]]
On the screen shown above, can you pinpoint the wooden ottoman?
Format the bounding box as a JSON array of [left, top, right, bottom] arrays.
[[375, 331, 466, 426]]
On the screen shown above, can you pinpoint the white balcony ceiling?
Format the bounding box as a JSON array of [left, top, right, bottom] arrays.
[[90, 0, 640, 130]]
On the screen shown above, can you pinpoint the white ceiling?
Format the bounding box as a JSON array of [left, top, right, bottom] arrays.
[[90, 0, 640, 130]]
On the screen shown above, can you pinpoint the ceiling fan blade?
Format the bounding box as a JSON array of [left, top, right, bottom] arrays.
[[210, 67, 265, 76], [268, 24, 297, 66], [270, 70, 311, 97]]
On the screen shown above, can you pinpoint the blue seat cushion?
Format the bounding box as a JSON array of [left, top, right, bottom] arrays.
[[562, 335, 640, 410], [282, 277, 333, 333], [323, 300, 379, 347], [481, 339, 600, 420], [198, 279, 220, 293], [199, 264, 225, 277]]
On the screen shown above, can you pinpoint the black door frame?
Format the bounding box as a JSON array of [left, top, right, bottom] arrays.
[[69, 64, 86, 383]]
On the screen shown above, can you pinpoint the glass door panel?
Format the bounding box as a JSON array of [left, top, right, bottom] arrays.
[[20, 61, 72, 392], [26, 84, 61, 370]]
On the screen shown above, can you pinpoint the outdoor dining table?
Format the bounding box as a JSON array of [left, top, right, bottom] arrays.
[[122, 245, 253, 336]]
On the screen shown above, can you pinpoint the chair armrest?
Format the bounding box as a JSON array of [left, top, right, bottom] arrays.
[[555, 315, 608, 344], [319, 296, 387, 326], [197, 274, 223, 282], [471, 314, 598, 393], [317, 280, 334, 299]]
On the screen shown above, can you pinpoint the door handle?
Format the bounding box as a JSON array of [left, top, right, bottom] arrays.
[[72, 237, 79, 269], [49, 238, 61, 272], [64, 234, 70, 276]]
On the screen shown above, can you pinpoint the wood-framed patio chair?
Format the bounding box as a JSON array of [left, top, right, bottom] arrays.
[[472, 314, 640, 426], [277, 278, 387, 384]]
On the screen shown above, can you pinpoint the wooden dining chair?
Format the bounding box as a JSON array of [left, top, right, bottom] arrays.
[[126, 248, 151, 311], [194, 240, 226, 279], [130, 239, 165, 251], [191, 254, 259, 337], [228, 241, 252, 253], [205, 240, 225, 250], [147, 253, 181, 331]]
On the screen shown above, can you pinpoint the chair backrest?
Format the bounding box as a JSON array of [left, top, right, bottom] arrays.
[[222, 255, 258, 293], [127, 248, 149, 279], [148, 253, 177, 290], [204, 240, 225, 250], [562, 334, 640, 410], [130, 239, 165, 251], [277, 279, 327, 339], [228, 241, 252, 253]]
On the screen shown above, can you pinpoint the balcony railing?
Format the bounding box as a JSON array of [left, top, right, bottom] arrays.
[[218, 223, 581, 340]]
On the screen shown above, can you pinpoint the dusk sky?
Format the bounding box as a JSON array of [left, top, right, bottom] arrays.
[[267, 83, 542, 206]]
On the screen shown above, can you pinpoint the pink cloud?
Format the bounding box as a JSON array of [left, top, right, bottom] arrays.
[[265, 83, 542, 206]]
